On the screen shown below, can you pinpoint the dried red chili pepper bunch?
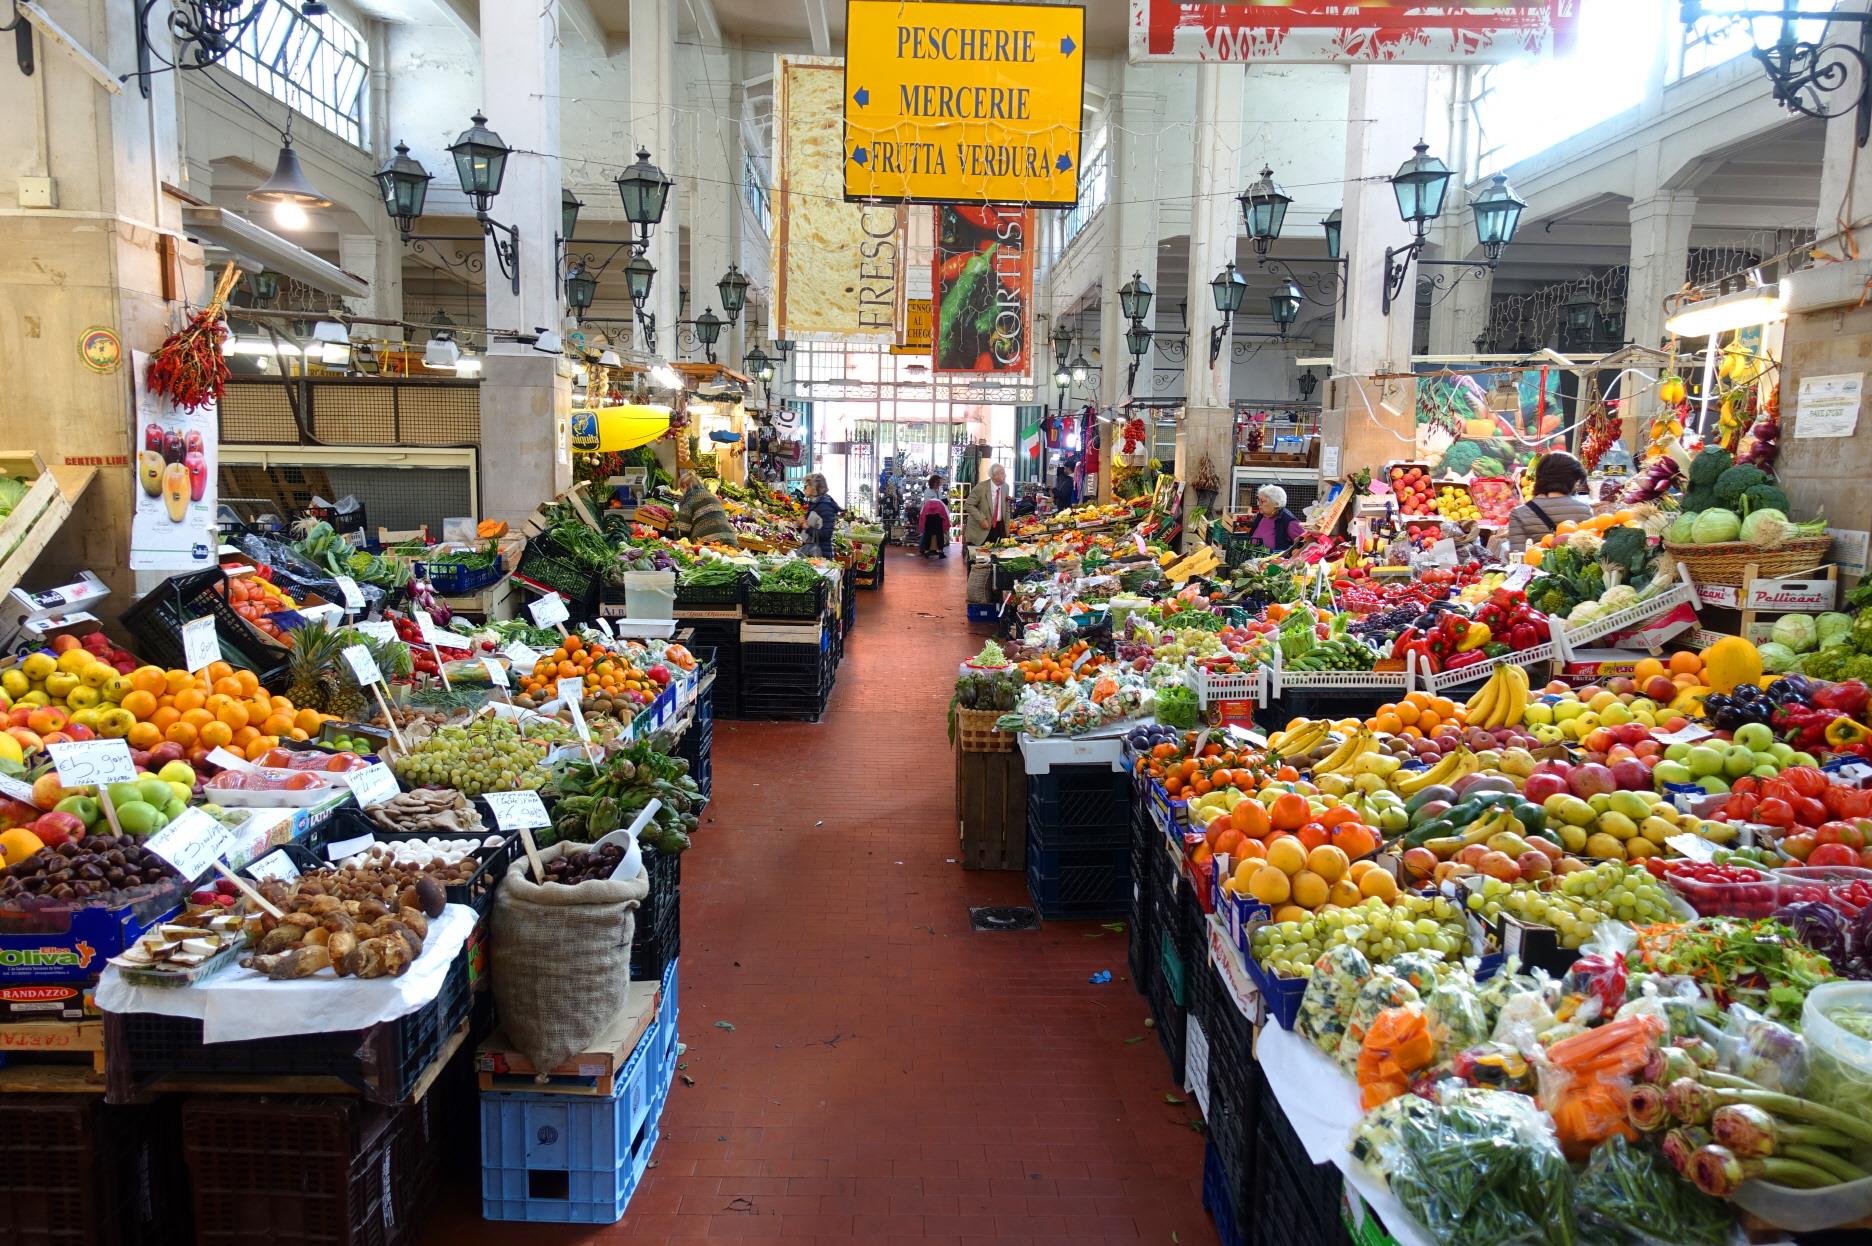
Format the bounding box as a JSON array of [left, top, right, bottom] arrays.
[[1120, 416, 1147, 453], [1578, 397, 1623, 471], [147, 262, 240, 412]]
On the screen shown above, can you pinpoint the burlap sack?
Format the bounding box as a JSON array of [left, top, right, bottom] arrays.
[[967, 558, 993, 604], [491, 841, 650, 1077]]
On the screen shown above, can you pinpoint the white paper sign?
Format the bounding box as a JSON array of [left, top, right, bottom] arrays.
[[1827, 527, 1870, 578], [1795, 372, 1863, 438], [1501, 563, 1535, 591], [417, 615, 458, 649], [529, 593, 569, 627], [182, 615, 219, 673], [0, 775, 42, 807], [342, 644, 382, 686], [1664, 834, 1719, 863], [207, 747, 259, 773], [483, 789, 551, 831], [48, 740, 136, 787], [594, 617, 615, 638], [481, 657, 510, 688], [246, 848, 302, 884], [1653, 723, 1715, 745], [556, 676, 585, 710], [144, 807, 234, 882], [343, 762, 399, 807], [502, 643, 539, 672], [322, 832, 376, 861], [354, 621, 397, 644], [333, 575, 364, 610], [1320, 445, 1341, 477]]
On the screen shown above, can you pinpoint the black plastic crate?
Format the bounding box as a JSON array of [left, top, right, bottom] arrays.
[[1145, 951, 1186, 1083], [1027, 764, 1132, 844], [674, 570, 751, 609], [1198, 963, 1257, 1114], [184, 1096, 413, 1246], [741, 640, 832, 687], [0, 1097, 190, 1246], [1202, 1139, 1248, 1246], [629, 844, 681, 980], [105, 944, 471, 1105], [1025, 839, 1129, 920], [745, 579, 828, 620], [119, 567, 291, 689], [512, 535, 601, 617], [309, 808, 520, 917], [738, 687, 828, 722], [1254, 1074, 1354, 1246]]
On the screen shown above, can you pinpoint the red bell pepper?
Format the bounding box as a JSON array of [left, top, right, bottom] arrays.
[[1813, 679, 1871, 719]]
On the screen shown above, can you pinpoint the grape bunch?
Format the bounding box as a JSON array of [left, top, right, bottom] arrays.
[[391, 718, 549, 796], [1464, 862, 1677, 948], [1249, 894, 1469, 979]]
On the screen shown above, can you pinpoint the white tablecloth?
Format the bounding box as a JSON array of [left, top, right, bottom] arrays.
[[95, 902, 474, 1044]]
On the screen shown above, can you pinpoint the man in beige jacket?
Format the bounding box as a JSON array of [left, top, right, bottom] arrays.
[[963, 463, 1010, 550]]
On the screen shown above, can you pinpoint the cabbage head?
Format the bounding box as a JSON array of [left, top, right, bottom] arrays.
[[1568, 600, 1604, 626], [1599, 585, 1640, 612], [1691, 509, 1743, 543], [1739, 507, 1790, 545], [1818, 612, 1853, 648], [1758, 642, 1800, 673], [1667, 511, 1701, 544], [1771, 612, 1819, 653]]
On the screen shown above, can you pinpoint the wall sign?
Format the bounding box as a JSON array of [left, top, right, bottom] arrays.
[[1794, 372, 1863, 439], [129, 351, 217, 571], [843, 0, 1086, 207], [1127, 0, 1580, 64], [78, 326, 122, 374]]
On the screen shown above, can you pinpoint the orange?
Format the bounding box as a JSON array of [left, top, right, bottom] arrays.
[[172, 689, 206, 713], [212, 677, 243, 698], [1272, 904, 1310, 925], [232, 726, 259, 749], [1372, 712, 1402, 735], [149, 707, 180, 731], [1668, 651, 1703, 675], [1265, 837, 1307, 876], [262, 714, 295, 737], [1307, 845, 1350, 883], [1296, 823, 1330, 852], [1247, 865, 1291, 906], [1429, 698, 1456, 719], [1270, 792, 1310, 832], [165, 722, 198, 747], [216, 702, 249, 730], [270, 696, 292, 714], [244, 737, 274, 761], [1329, 879, 1363, 908], [1359, 870, 1400, 901], [205, 660, 233, 683], [293, 709, 323, 733], [1290, 870, 1329, 910], [1393, 700, 1420, 726], [180, 708, 214, 731], [126, 722, 162, 750], [1417, 711, 1440, 733], [204, 693, 234, 716], [120, 690, 158, 720], [198, 721, 234, 749], [1632, 657, 1666, 684], [235, 670, 259, 697], [129, 667, 167, 696], [1231, 800, 1270, 839], [164, 669, 194, 694], [1274, 765, 1299, 782]]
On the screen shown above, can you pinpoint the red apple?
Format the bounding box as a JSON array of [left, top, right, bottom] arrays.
[[30, 810, 85, 846], [1606, 677, 1636, 696], [1645, 676, 1679, 702], [1515, 850, 1553, 881], [63, 723, 94, 741], [1583, 727, 1618, 754], [148, 741, 185, 765]]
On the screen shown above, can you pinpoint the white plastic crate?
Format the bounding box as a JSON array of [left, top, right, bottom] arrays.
[[1560, 568, 1698, 648], [1419, 642, 1557, 694], [1018, 732, 1128, 774], [1196, 665, 1267, 708]]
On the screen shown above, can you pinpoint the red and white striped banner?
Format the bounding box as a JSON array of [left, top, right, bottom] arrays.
[[1128, 1, 1581, 64]]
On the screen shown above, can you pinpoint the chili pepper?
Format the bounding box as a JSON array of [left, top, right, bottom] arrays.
[[948, 204, 1005, 232]]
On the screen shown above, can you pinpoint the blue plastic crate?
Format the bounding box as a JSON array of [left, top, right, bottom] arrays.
[[479, 959, 680, 1224], [966, 603, 999, 623], [1201, 1139, 1248, 1246], [1025, 838, 1130, 921]]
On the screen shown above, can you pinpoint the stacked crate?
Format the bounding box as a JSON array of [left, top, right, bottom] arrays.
[[738, 618, 832, 721]]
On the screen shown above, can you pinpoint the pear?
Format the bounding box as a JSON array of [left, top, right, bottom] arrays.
[[138, 450, 165, 497]]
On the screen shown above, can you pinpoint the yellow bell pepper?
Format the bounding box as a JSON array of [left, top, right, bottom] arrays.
[[1460, 621, 1492, 652], [1825, 717, 1872, 748]]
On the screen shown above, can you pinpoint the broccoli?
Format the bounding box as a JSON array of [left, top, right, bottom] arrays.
[[1853, 607, 1872, 654], [1740, 483, 1789, 515], [1715, 465, 1769, 507], [1439, 440, 1488, 474], [1688, 447, 1733, 488], [1682, 485, 1718, 513], [1801, 644, 1872, 683]]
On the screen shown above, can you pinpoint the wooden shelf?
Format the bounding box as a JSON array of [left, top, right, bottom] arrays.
[[0, 454, 96, 600]]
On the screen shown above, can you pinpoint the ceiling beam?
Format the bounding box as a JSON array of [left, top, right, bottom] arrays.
[[803, 0, 830, 55], [686, 0, 722, 46], [558, 0, 607, 52], [432, 0, 478, 39]]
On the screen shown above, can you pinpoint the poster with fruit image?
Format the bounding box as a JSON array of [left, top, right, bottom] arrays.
[[129, 350, 217, 570], [1412, 368, 1564, 481]]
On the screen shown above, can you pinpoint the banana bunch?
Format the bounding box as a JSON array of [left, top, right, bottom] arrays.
[[1463, 663, 1529, 730], [1312, 727, 1378, 776], [1267, 719, 1330, 757], [1165, 545, 1223, 583], [1394, 746, 1478, 796]]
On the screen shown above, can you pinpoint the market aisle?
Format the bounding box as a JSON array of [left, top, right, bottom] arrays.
[[420, 547, 1214, 1246]]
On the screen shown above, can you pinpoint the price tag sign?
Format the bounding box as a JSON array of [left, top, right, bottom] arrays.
[[48, 740, 136, 788], [417, 614, 455, 649], [207, 747, 258, 773], [1665, 834, 1719, 863], [0, 775, 41, 807], [343, 762, 400, 807], [483, 789, 551, 831], [246, 848, 302, 884], [529, 593, 569, 628], [1653, 724, 1714, 745], [144, 808, 234, 882], [181, 615, 219, 674], [481, 657, 510, 688], [354, 621, 397, 645], [322, 831, 376, 861], [556, 676, 585, 711], [342, 644, 383, 686], [333, 575, 365, 610], [503, 642, 538, 672]]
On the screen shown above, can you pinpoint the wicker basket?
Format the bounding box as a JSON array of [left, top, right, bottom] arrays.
[[956, 706, 1016, 753], [1665, 536, 1832, 586]]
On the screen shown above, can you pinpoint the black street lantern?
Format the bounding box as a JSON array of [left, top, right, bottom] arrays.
[[616, 148, 672, 242], [1051, 320, 1074, 366], [1238, 165, 1291, 255], [249, 270, 281, 302], [1322, 208, 1343, 261], [1210, 262, 1246, 314], [1052, 363, 1072, 390], [694, 307, 722, 362], [374, 141, 433, 236], [1125, 323, 1153, 358], [565, 264, 597, 320], [1268, 280, 1303, 333], [1069, 353, 1090, 384], [1471, 173, 1527, 262], [1390, 141, 1454, 239], [745, 344, 773, 382], [447, 113, 511, 215], [1564, 287, 1598, 337], [773, 338, 793, 359], [1297, 369, 1319, 401], [1118, 271, 1153, 322], [562, 187, 583, 243], [717, 265, 750, 322], [624, 253, 656, 308]]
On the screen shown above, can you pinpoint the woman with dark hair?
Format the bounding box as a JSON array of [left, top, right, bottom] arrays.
[[1501, 452, 1594, 551], [917, 474, 951, 558]]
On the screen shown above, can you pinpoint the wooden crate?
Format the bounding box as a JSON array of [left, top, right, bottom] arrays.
[[956, 746, 1025, 871], [0, 1020, 107, 1092], [474, 978, 658, 1096], [0, 452, 95, 599]]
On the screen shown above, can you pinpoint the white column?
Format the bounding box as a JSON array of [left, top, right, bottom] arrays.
[[338, 232, 404, 329], [1427, 263, 1492, 356], [632, 0, 681, 358], [683, 51, 738, 363], [1625, 191, 1697, 352], [1099, 89, 1163, 501], [477, 0, 571, 520]]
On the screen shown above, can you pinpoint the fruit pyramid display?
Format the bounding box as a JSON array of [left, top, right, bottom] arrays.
[[1432, 483, 1481, 522], [1387, 465, 1438, 516]]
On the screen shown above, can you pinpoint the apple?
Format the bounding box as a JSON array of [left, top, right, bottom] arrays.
[[1684, 746, 1726, 778], [1568, 763, 1616, 799], [1732, 722, 1775, 752], [148, 741, 185, 766], [1654, 760, 1695, 786], [1696, 775, 1731, 795], [1721, 745, 1758, 779], [30, 810, 85, 846], [1582, 726, 1618, 754], [63, 723, 93, 741]]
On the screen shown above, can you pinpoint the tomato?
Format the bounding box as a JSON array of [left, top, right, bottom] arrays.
[[1731, 776, 1761, 798], [1807, 842, 1860, 869], [1817, 820, 1868, 850], [1782, 831, 1816, 861], [1781, 766, 1828, 799], [1793, 796, 1829, 827], [1725, 793, 1760, 821], [1755, 797, 1798, 828]]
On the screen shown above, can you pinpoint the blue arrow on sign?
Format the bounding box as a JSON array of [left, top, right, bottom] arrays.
[[1056, 153, 1073, 172], [852, 146, 869, 165], [853, 87, 869, 106], [1060, 35, 1076, 56]]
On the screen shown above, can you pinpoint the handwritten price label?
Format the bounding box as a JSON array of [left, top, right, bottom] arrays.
[[417, 615, 457, 649], [342, 644, 382, 686], [332, 575, 365, 609], [481, 657, 510, 688], [343, 762, 399, 807], [502, 643, 538, 672], [47, 740, 136, 788], [0, 775, 41, 807], [528, 594, 569, 628], [353, 621, 397, 645], [556, 676, 585, 712], [144, 808, 234, 883], [181, 615, 219, 674], [246, 848, 302, 884], [483, 789, 551, 831]]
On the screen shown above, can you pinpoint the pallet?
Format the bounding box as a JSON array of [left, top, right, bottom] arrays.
[[475, 979, 659, 1096], [956, 745, 1025, 871], [0, 1019, 106, 1079]]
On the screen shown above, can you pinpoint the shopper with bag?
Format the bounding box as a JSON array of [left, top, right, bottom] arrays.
[[917, 474, 952, 558], [1500, 452, 1593, 554], [963, 461, 1010, 551], [801, 472, 841, 559]]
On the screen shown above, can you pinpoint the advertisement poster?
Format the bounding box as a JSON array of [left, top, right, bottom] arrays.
[[129, 350, 218, 571], [1128, 1, 1580, 64], [933, 205, 1032, 374], [771, 57, 905, 340], [1413, 368, 1562, 478]]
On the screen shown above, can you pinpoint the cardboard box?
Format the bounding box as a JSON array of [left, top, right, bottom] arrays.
[[0, 981, 97, 1022]]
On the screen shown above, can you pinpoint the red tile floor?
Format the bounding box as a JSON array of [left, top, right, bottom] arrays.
[[420, 547, 1214, 1244]]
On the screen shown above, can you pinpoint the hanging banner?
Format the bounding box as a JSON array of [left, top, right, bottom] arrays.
[[890, 299, 933, 356], [1128, 1, 1580, 64], [842, 0, 1086, 206], [933, 206, 1031, 375], [129, 351, 218, 571], [773, 57, 905, 340]]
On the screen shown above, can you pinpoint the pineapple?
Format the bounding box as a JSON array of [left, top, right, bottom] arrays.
[[285, 619, 345, 711]]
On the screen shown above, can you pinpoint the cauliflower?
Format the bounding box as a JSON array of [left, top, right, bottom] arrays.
[[1565, 531, 1604, 557]]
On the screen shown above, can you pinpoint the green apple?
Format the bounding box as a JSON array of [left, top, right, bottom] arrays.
[[1654, 760, 1695, 786], [1733, 721, 1775, 751], [136, 777, 172, 808], [156, 760, 196, 786], [1792, 751, 1819, 768], [106, 781, 144, 809], [1685, 746, 1726, 778], [1767, 742, 1796, 764], [1722, 746, 1757, 779], [1523, 702, 1554, 726], [53, 794, 99, 826], [1751, 764, 1780, 779], [165, 780, 192, 805], [1665, 742, 1693, 762], [163, 798, 186, 820], [1600, 702, 1633, 727], [1553, 701, 1585, 723], [113, 800, 158, 836], [1696, 775, 1731, 795]]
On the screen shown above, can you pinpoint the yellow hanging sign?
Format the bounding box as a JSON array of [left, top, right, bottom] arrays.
[[890, 298, 933, 355], [843, 0, 1085, 207], [568, 405, 671, 453]]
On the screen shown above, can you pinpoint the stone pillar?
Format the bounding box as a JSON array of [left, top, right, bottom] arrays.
[[1427, 260, 1491, 356], [631, 0, 681, 360], [1098, 88, 1163, 504], [1176, 62, 1244, 539], [476, 0, 571, 520], [338, 232, 404, 329], [1325, 66, 1433, 480], [683, 55, 739, 365], [1625, 192, 1697, 352]]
